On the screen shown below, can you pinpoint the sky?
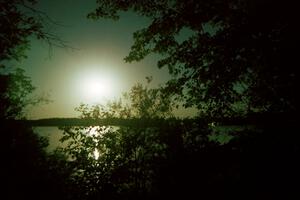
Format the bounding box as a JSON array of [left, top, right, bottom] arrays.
[[12, 0, 197, 119]]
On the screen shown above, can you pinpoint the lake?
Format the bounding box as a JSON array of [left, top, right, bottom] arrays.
[[33, 126, 65, 152], [33, 126, 119, 152], [33, 124, 242, 152]]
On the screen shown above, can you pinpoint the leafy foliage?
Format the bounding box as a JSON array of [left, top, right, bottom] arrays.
[[59, 125, 170, 199], [1, 120, 75, 200], [0, 0, 65, 120], [0, 68, 35, 119], [76, 82, 175, 119], [89, 0, 298, 118], [0, 0, 68, 62], [0, 0, 43, 61], [56, 82, 239, 199], [0, 1, 72, 199], [41, 80, 299, 199]]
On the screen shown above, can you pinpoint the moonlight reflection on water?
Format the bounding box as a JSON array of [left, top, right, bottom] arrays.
[[35, 126, 117, 160]]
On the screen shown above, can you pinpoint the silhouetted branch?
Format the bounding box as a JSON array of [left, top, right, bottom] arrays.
[[20, 1, 79, 57]]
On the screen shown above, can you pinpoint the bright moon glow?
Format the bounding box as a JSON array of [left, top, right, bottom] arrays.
[[84, 79, 110, 98], [80, 74, 115, 103]]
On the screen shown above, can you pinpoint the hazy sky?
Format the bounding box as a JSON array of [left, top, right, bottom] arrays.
[[12, 0, 196, 119]]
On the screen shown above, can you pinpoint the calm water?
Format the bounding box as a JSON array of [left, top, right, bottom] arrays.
[[33, 125, 240, 152], [33, 126, 65, 152], [33, 126, 118, 152]]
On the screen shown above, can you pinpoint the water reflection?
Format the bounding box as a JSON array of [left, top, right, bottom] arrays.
[[94, 148, 100, 160], [34, 126, 64, 152], [88, 126, 99, 136], [35, 126, 116, 160], [85, 126, 113, 136]]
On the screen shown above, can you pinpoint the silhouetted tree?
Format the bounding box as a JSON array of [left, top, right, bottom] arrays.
[[58, 83, 180, 199], [57, 82, 249, 199], [51, 78, 299, 200], [1, 0, 41, 61], [1, 1, 71, 199], [126, 83, 174, 119], [87, 2, 300, 199], [0, 68, 35, 119], [1, 0, 68, 119], [89, 0, 298, 118], [0, 0, 68, 62], [75, 82, 174, 120]]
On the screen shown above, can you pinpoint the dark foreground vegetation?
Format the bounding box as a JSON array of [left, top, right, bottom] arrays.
[[2, 115, 299, 200], [1, 0, 299, 199]]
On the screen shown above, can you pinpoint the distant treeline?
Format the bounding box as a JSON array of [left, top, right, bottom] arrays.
[[19, 112, 296, 127], [22, 117, 191, 127]]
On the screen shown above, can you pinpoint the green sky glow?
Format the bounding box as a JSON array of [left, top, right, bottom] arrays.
[[10, 0, 196, 119]]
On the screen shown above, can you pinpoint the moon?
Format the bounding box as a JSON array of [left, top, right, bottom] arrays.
[[84, 78, 108, 98], [80, 75, 113, 103]]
